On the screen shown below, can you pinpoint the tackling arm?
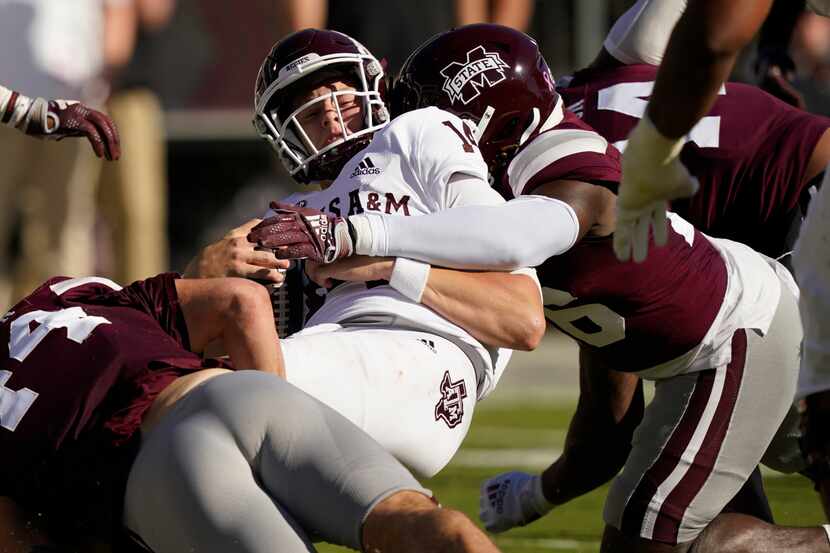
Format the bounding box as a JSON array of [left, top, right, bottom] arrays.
[[479, 351, 643, 532], [174, 278, 284, 376], [305, 256, 545, 351], [539, 351, 644, 505], [349, 194, 580, 270]]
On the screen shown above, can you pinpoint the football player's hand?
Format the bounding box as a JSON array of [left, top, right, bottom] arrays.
[[479, 471, 553, 533], [247, 201, 354, 264], [184, 218, 291, 283], [306, 256, 394, 289], [755, 48, 807, 110], [25, 98, 121, 160], [615, 115, 699, 263], [800, 390, 830, 519]]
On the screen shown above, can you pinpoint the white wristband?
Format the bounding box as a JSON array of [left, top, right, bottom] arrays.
[[823, 524, 830, 546], [530, 475, 555, 515], [348, 213, 375, 256], [389, 257, 430, 303]]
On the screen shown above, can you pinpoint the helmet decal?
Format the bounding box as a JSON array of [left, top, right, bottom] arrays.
[[440, 45, 509, 105]]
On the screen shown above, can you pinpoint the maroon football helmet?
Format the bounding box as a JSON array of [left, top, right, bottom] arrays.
[[254, 29, 389, 183], [393, 24, 560, 175]]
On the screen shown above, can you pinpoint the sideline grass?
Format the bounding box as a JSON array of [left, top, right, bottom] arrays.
[[318, 401, 823, 552]]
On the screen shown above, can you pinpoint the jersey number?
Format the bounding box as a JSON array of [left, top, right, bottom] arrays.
[[2, 307, 110, 431], [597, 81, 725, 151], [442, 120, 476, 153], [542, 287, 626, 347]]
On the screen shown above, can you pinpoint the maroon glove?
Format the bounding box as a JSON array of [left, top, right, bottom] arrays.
[[20, 98, 121, 160], [247, 201, 355, 264]]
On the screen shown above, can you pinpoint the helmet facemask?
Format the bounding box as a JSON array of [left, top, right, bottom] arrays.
[[254, 55, 388, 183]]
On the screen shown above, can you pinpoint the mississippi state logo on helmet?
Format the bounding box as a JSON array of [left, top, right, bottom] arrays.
[[440, 46, 509, 105], [434, 370, 468, 428], [253, 29, 390, 184], [393, 24, 561, 176]]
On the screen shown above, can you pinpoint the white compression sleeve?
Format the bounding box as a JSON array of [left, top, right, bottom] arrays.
[[350, 194, 579, 270], [603, 0, 687, 65], [794, 180, 830, 398]]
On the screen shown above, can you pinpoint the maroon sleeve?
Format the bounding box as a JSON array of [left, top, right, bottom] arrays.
[[98, 272, 192, 351], [523, 147, 622, 194]]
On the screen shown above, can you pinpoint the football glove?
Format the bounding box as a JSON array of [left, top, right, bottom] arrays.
[[479, 471, 554, 533], [3, 90, 121, 160], [247, 201, 354, 264], [614, 114, 699, 263]]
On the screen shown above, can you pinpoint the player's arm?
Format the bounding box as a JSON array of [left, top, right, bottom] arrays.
[[183, 218, 292, 283], [648, 0, 773, 139], [251, 180, 586, 272], [615, 0, 774, 262], [419, 267, 544, 351], [479, 352, 644, 532], [306, 256, 545, 351], [348, 193, 580, 270], [755, 0, 807, 109], [538, 353, 644, 504], [174, 277, 284, 376], [0, 84, 120, 160]]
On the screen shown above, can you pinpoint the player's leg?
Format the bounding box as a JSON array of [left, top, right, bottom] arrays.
[[279, 326, 478, 477], [174, 277, 284, 375], [125, 373, 316, 553], [125, 371, 492, 552], [601, 279, 825, 552], [794, 168, 830, 518]]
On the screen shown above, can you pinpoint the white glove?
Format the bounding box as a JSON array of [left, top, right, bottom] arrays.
[[614, 114, 699, 263], [479, 471, 554, 533]]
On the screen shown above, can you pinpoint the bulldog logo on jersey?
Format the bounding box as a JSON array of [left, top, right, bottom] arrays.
[[440, 45, 509, 105], [434, 370, 468, 428]]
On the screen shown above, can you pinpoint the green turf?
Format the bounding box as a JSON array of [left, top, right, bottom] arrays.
[[317, 401, 823, 552]]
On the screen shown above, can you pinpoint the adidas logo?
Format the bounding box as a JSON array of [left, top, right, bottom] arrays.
[[350, 156, 382, 178]]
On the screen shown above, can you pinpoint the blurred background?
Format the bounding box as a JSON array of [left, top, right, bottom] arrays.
[[0, 0, 665, 311], [3, 0, 830, 304]]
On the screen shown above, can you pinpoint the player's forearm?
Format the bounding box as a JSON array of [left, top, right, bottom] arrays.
[[758, 0, 805, 52], [420, 268, 545, 351], [541, 369, 644, 505], [647, 0, 773, 139], [350, 196, 578, 270]]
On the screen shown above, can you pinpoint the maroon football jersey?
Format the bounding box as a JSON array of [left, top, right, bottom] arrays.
[[0, 273, 220, 500], [538, 217, 727, 372], [557, 64, 830, 257]]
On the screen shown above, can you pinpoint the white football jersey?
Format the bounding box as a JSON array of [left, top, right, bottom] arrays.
[[271, 107, 513, 398]]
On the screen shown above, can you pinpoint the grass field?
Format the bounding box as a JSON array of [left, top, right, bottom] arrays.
[[318, 399, 824, 553]]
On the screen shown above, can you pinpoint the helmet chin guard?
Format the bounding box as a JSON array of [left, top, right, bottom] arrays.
[[254, 29, 389, 183]]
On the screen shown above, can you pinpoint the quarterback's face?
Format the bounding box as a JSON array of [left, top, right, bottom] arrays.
[[293, 80, 365, 151]]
